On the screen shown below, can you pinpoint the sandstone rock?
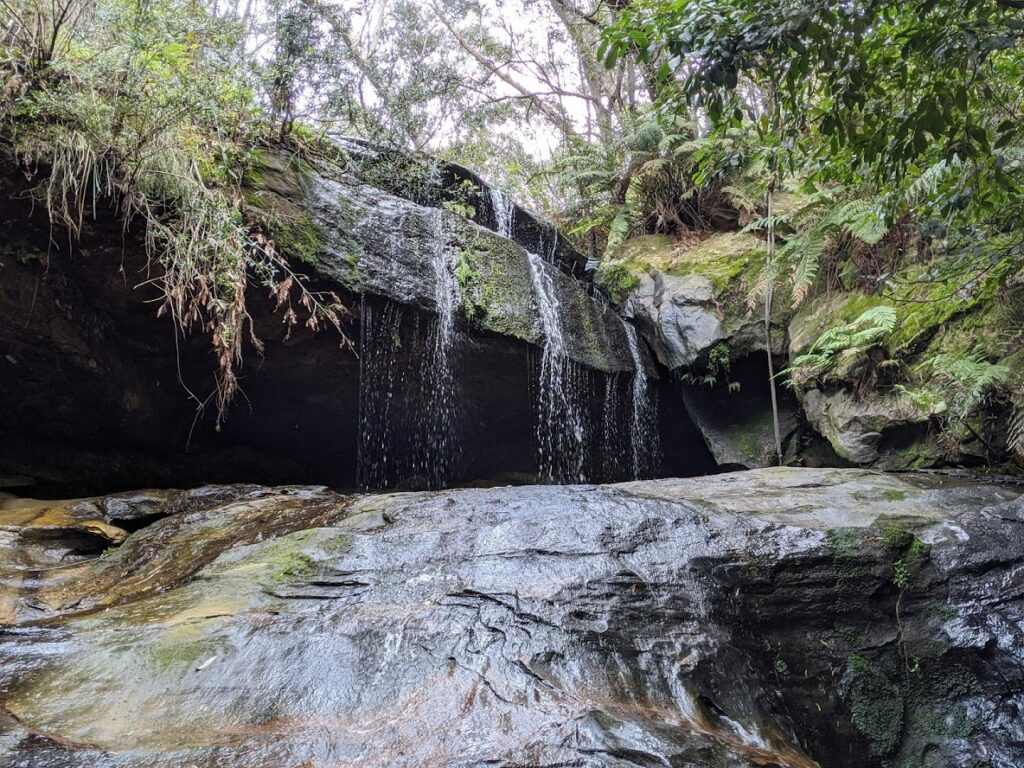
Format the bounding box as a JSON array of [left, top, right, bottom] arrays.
[[1, 469, 1021, 768], [626, 271, 724, 368], [801, 388, 943, 467], [615, 234, 786, 371]]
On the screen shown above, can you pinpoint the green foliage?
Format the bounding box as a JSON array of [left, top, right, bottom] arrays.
[[744, 188, 893, 308], [681, 342, 738, 390], [553, 112, 760, 257], [927, 351, 1010, 426], [1, 0, 351, 421], [440, 179, 479, 219], [1010, 398, 1024, 460], [595, 260, 640, 305], [786, 306, 897, 387], [599, 0, 1024, 465]]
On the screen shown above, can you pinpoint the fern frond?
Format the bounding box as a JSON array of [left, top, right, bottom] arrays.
[[824, 199, 888, 245], [606, 205, 634, 249], [929, 351, 1010, 425], [1009, 396, 1024, 460]]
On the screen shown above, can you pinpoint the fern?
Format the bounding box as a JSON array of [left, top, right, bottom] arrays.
[[785, 305, 896, 386], [928, 351, 1010, 426], [824, 199, 888, 245], [1009, 396, 1024, 460], [741, 213, 792, 233], [606, 205, 635, 249], [748, 188, 891, 310], [905, 157, 964, 206]]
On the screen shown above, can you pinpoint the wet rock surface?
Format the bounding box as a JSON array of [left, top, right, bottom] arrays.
[[1, 468, 1022, 767], [247, 151, 634, 373]]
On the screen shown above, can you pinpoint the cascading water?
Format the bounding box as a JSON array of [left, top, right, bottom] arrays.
[[490, 187, 515, 239], [357, 297, 405, 489], [526, 251, 588, 483], [357, 208, 462, 489], [601, 373, 628, 481], [624, 322, 662, 479], [415, 208, 460, 483]]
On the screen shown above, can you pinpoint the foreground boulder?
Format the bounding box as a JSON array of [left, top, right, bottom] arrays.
[[1, 468, 1022, 767]]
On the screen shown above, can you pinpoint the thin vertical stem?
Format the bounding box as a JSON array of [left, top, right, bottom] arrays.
[[765, 177, 782, 464], [765, 84, 783, 465]]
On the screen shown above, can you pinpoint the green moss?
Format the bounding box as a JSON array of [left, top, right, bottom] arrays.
[[881, 525, 915, 551], [571, 288, 604, 361], [270, 551, 315, 583], [456, 231, 536, 341], [665, 232, 766, 298], [597, 232, 766, 306], [144, 636, 225, 671], [837, 627, 865, 646], [884, 489, 908, 501], [848, 652, 871, 673], [826, 527, 869, 557], [253, 529, 321, 584], [732, 407, 776, 462], [270, 209, 323, 264], [596, 259, 641, 304], [243, 151, 363, 284], [846, 659, 905, 756]]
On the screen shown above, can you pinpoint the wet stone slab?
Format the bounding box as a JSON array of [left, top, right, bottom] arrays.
[[0, 468, 1022, 768]]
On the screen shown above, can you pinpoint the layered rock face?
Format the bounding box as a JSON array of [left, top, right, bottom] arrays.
[[0, 145, 713, 495], [606, 234, 803, 470], [1, 468, 1022, 767]]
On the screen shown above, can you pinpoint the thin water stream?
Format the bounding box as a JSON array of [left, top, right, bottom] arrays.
[[490, 187, 515, 238], [526, 251, 588, 482], [624, 322, 662, 479]]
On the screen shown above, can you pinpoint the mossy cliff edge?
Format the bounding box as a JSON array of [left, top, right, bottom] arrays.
[[245, 149, 634, 373], [601, 230, 1023, 473]]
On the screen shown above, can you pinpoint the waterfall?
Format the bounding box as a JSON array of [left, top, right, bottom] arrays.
[[356, 209, 462, 490], [491, 187, 515, 239], [601, 373, 628, 481], [416, 208, 460, 483], [624, 322, 662, 479], [357, 297, 404, 489], [526, 251, 588, 483]]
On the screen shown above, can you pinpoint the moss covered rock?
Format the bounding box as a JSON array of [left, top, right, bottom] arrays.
[[801, 388, 943, 467], [606, 233, 785, 372], [245, 150, 634, 373]]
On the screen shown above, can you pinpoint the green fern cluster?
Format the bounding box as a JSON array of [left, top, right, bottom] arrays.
[[744, 191, 889, 309], [927, 352, 1010, 427], [558, 113, 757, 253], [786, 306, 897, 387]]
